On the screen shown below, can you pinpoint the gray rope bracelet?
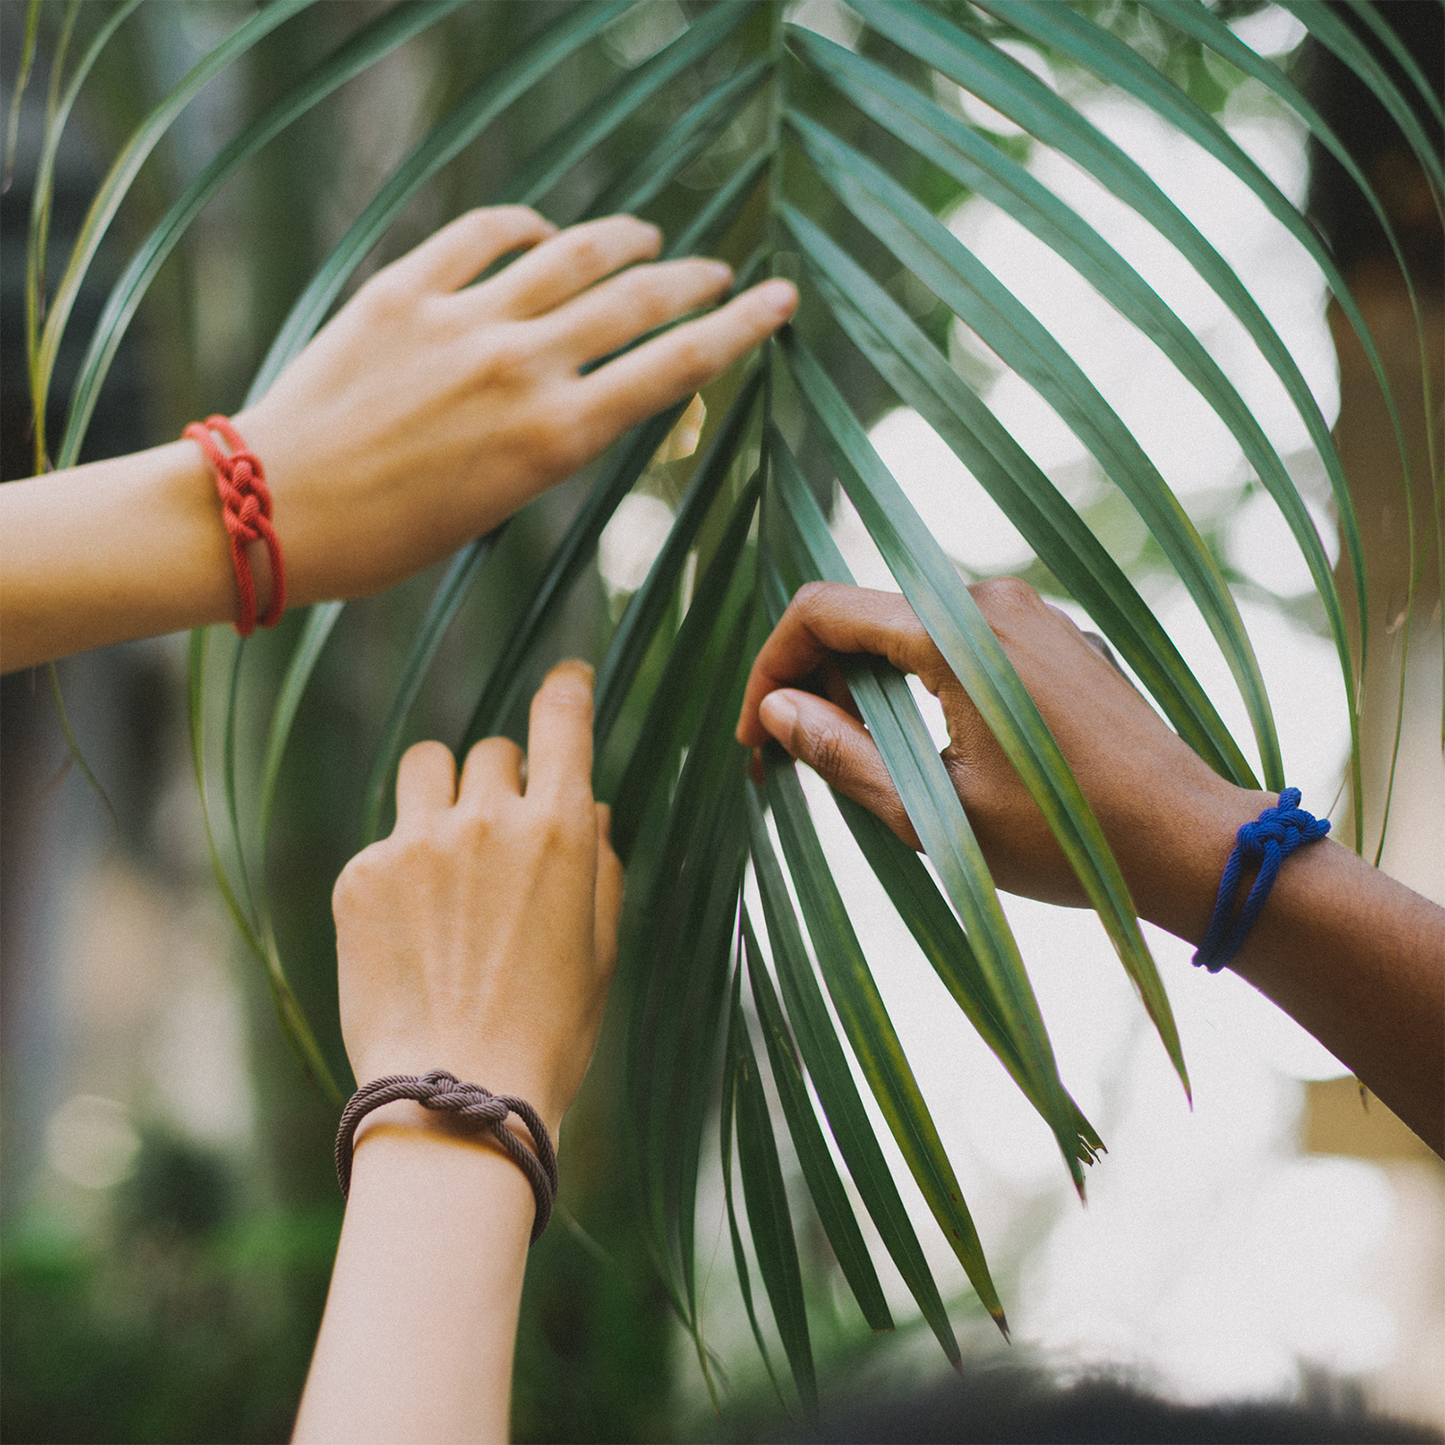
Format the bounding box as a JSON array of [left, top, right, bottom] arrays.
[[335, 1069, 559, 1244]]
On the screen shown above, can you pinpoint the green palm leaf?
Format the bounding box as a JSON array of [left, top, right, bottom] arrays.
[[766, 425, 1087, 1175], [857, 2, 1368, 763], [726, 956, 818, 1416], [782, 335, 1187, 1094], [594, 370, 762, 745], [743, 913, 893, 1334], [765, 757, 1005, 1326], [47, 0, 1434, 1405], [746, 787, 965, 1364], [787, 110, 1283, 791], [720, 958, 790, 1415], [778, 191, 1256, 786]]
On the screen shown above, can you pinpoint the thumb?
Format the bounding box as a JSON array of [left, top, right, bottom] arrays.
[[758, 689, 921, 850]]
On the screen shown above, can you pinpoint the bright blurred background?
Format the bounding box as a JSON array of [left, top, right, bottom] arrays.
[[2, 3, 1440, 1441]]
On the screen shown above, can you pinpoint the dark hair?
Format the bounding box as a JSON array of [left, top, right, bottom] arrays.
[[1302, 1, 1444, 290], [785, 1363, 1442, 1443]]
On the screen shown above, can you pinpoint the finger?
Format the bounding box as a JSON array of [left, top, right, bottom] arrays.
[[820, 656, 864, 722], [458, 734, 525, 803], [377, 206, 556, 295], [544, 257, 733, 366], [479, 215, 661, 320], [525, 660, 596, 799], [394, 740, 457, 827], [580, 278, 797, 428], [594, 804, 625, 979], [736, 581, 938, 747], [759, 689, 921, 850]]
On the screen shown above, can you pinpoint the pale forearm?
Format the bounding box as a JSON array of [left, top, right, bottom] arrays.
[[0, 209, 796, 677], [0, 442, 270, 672], [302, 667, 623, 1442], [293, 1109, 534, 1445]]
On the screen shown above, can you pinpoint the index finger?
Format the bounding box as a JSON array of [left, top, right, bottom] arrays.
[[525, 660, 596, 800], [735, 583, 940, 747], [579, 278, 797, 431]]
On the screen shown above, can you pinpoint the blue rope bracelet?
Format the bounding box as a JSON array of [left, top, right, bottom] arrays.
[[1193, 788, 1330, 973]]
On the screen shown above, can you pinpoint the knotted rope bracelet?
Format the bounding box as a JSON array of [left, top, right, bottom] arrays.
[[183, 415, 286, 637], [1193, 787, 1330, 973], [334, 1070, 559, 1244]]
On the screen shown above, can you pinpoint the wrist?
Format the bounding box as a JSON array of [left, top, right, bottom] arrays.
[[348, 1058, 567, 1141], [245, 537, 274, 622], [345, 1090, 558, 1245], [1121, 779, 1275, 945], [351, 1097, 551, 1162]]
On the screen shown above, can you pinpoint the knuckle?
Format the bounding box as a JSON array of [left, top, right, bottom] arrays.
[[333, 842, 385, 910], [402, 738, 451, 769], [596, 212, 658, 247], [476, 327, 537, 386], [554, 409, 609, 471], [509, 411, 569, 471], [804, 725, 848, 783], [567, 231, 608, 275], [791, 580, 832, 617], [332, 860, 361, 913], [357, 268, 412, 318], [396, 829, 448, 870], [474, 203, 538, 232], [536, 797, 591, 853], [970, 575, 1043, 623], [472, 734, 524, 772], [620, 272, 681, 328], [539, 676, 594, 715], [669, 334, 717, 389]]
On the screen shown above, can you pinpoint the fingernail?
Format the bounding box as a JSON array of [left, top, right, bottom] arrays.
[[704, 259, 733, 285], [552, 658, 595, 687], [759, 691, 798, 741], [757, 278, 798, 315]]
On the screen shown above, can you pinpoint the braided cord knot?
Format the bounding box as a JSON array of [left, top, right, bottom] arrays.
[[335, 1069, 559, 1244], [1193, 788, 1330, 973], [183, 415, 285, 635]]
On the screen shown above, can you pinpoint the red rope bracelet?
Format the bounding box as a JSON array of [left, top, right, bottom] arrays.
[[183, 415, 286, 636]]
